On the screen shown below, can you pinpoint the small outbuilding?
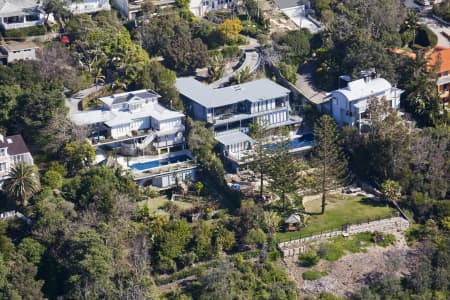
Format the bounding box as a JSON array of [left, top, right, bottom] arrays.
[[284, 214, 302, 231], [0, 41, 39, 64]]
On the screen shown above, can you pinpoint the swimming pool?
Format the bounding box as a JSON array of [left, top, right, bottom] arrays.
[[265, 133, 314, 150], [130, 154, 191, 171]]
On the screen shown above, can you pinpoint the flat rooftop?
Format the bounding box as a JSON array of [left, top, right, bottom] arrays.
[[215, 130, 255, 146]]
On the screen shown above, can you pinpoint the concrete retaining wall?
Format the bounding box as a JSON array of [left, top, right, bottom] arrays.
[[278, 216, 409, 257]]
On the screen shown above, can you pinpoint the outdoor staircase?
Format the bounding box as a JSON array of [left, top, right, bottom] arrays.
[[136, 132, 156, 150]]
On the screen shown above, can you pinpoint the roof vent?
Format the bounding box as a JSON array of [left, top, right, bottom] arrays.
[[233, 86, 242, 92], [7, 138, 12, 144]]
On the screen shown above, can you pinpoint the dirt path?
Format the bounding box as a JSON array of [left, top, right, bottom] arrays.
[[282, 232, 416, 298]]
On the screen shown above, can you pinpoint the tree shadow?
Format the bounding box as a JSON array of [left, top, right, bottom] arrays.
[[359, 197, 389, 207]]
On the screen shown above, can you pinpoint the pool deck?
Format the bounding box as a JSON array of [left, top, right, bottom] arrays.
[[116, 150, 196, 176], [226, 132, 313, 165]]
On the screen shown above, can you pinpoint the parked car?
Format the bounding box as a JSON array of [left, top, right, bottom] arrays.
[[342, 186, 362, 194]]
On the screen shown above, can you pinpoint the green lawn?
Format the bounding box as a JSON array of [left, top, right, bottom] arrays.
[[139, 196, 194, 213], [276, 194, 396, 242]]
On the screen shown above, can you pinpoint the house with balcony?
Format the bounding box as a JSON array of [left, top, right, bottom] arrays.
[[70, 89, 196, 188], [176, 77, 305, 171], [71, 89, 186, 155], [189, 0, 236, 17], [111, 0, 176, 20], [429, 48, 450, 103], [0, 134, 34, 184], [0, 0, 47, 30], [67, 0, 111, 15], [328, 70, 403, 130]]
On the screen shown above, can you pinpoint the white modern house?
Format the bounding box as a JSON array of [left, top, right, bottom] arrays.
[[176, 78, 306, 171], [0, 0, 47, 30], [67, 0, 111, 15], [329, 71, 403, 129], [0, 134, 34, 184], [70, 89, 196, 188], [71, 89, 186, 153], [272, 0, 321, 32], [189, 0, 235, 17], [111, 0, 176, 20], [0, 41, 39, 64]]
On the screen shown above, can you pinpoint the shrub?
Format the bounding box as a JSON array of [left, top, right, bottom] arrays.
[[323, 242, 345, 261], [222, 45, 241, 59], [302, 270, 328, 280], [373, 232, 396, 247], [317, 243, 329, 258], [4, 26, 46, 39], [42, 170, 63, 189], [299, 252, 320, 267], [415, 25, 438, 48], [278, 62, 297, 84], [48, 161, 67, 177]]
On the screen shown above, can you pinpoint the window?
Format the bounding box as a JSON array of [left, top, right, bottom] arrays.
[[25, 15, 39, 22]]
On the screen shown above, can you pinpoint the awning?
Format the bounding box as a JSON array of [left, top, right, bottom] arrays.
[[215, 131, 255, 146], [437, 75, 450, 86]]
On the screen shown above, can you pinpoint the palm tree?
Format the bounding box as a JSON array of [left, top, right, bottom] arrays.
[[3, 163, 41, 206]]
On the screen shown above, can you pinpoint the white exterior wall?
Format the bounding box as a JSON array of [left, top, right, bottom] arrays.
[[6, 48, 37, 63], [130, 117, 149, 131], [68, 0, 111, 15], [111, 124, 131, 138], [152, 169, 196, 187], [331, 93, 352, 127], [158, 118, 182, 131], [0, 150, 34, 182], [331, 89, 401, 127], [0, 14, 45, 30], [189, 0, 235, 17]]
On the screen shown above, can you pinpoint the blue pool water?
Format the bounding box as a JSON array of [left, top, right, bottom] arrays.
[[265, 133, 314, 150], [130, 154, 191, 171]]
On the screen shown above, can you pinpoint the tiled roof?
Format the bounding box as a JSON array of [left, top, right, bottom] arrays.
[[0, 134, 30, 156], [429, 48, 450, 73]]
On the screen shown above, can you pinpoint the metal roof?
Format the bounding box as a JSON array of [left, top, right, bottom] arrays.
[[99, 89, 160, 107], [176, 77, 290, 109], [332, 78, 393, 102], [215, 131, 255, 146], [0, 0, 42, 17]]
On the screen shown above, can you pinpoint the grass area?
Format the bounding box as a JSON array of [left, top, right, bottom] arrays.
[[319, 232, 396, 262], [139, 196, 194, 213], [302, 270, 328, 281], [276, 194, 396, 242]]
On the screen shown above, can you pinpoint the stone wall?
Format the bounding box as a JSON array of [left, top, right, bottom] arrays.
[[278, 217, 409, 257]]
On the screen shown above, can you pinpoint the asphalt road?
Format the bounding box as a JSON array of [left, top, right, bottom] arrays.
[[419, 11, 450, 48], [403, 1, 450, 48]]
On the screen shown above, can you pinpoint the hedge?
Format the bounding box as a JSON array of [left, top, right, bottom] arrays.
[[415, 25, 438, 48], [302, 270, 328, 281], [3, 26, 46, 39]]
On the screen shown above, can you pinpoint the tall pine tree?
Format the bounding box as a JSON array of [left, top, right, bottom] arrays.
[[313, 115, 348, 214], [266, 131, 303, 211]]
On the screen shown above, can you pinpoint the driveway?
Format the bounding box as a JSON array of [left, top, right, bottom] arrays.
[[419, 12, 450, 48], [209, 50, 261, 88], [65, 85, 102, 115]]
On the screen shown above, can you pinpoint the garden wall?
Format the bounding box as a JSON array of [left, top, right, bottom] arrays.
[[278, 216, 409, 257]]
